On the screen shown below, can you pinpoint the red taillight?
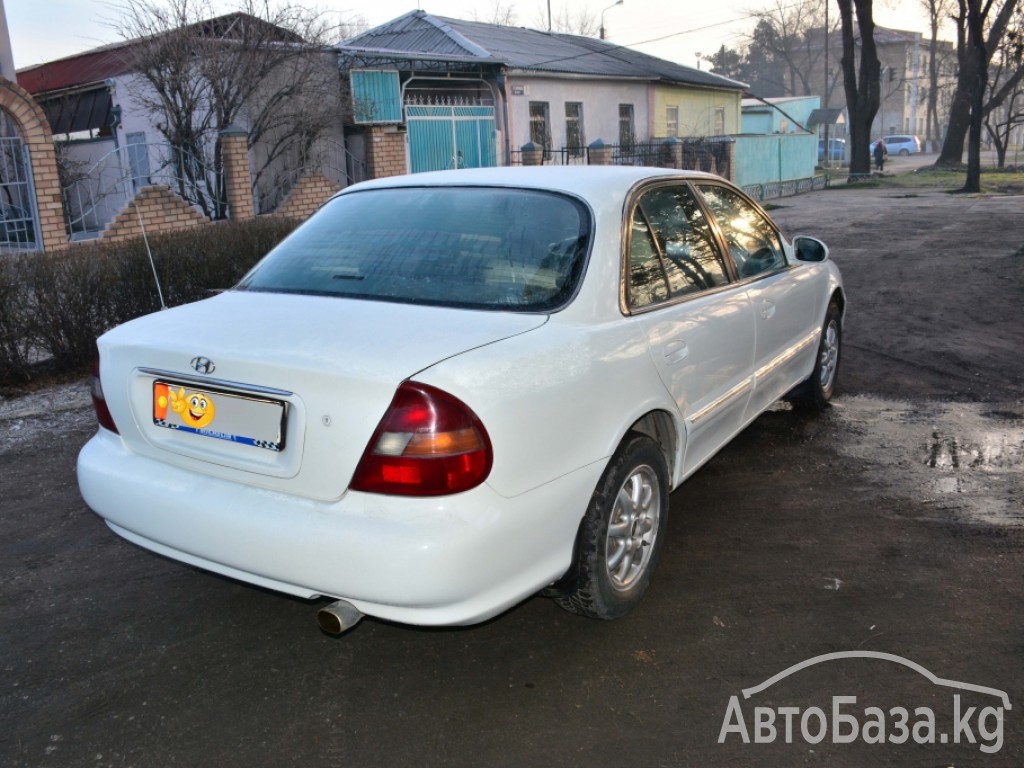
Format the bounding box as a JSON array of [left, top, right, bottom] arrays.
[[90, 358, 119, 434], [350, 382, 492, 497]]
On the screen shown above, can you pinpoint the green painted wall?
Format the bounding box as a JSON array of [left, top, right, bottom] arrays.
[[734, 134, 818, 187]]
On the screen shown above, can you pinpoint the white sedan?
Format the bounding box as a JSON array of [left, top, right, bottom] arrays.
[[78, 166, 844, 633]]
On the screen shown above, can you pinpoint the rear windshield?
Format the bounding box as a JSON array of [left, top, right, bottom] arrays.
[[238, 186, 591, 312]]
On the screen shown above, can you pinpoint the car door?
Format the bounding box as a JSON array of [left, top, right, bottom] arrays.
[[694, 183, 823, 418], [625, 183, 756, 476]]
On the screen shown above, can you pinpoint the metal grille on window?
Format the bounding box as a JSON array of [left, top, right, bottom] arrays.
[[565, 102, 585, 157], [0, 110, 40, 251], [666, 106, 679, 138], [619, 104, 635, 153], [529, 102, 552, 159]]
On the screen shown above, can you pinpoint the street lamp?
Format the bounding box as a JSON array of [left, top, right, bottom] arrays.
[[600, 0, 623, 40]]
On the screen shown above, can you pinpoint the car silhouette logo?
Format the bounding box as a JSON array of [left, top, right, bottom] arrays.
[[190, 357, 216, 375]]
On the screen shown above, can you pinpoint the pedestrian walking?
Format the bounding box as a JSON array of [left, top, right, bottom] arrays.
[[874, 139, 887, 172]]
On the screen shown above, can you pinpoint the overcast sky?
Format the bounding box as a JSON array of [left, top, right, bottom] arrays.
[[6, 0, 931, 73]]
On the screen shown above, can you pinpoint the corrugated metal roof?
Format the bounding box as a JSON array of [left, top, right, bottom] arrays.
[[342, 11, 746, 91], [18, 45, 135, 94], [342, 12, 499, 62], [18, 13, 306, 95]]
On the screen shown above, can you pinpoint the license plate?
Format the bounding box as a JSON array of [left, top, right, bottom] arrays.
[[152, 381, 286, 452]]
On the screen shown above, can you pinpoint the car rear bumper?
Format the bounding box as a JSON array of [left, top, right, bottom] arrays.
[[78, 429, 603, 626]]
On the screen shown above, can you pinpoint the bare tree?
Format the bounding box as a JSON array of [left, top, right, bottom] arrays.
[[337, 12, 370, 42], [747, 0, 837, 96], [920, 0, 956, 151], [471, 1, 519, 27], [837, 0, 882, 176], [544, 4, 598, 36], [983, 4, 1024, 166], [112, 0, 340, 218], [935, 0, 1021, 182]]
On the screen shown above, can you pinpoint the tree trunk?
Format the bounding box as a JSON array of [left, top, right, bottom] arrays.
[[962, 0, 988, 192], [838, 0, 881, 177], [938, 2, 971, 165], [986, 121, 1008, 167], [926, 9, 940, 152]]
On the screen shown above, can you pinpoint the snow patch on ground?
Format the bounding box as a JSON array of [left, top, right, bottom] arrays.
[[0, 379, 94, 456]]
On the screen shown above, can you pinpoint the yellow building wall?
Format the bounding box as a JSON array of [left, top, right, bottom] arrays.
[[652, 87, 741, 138]]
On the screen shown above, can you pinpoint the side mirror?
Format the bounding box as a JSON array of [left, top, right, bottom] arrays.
[[793, 236, 829, 263]]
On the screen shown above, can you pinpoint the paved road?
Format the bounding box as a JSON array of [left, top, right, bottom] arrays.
[[2, 186, 1022, 767]]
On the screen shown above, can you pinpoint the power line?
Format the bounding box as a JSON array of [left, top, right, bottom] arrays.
[[526, 4, 806, 70]]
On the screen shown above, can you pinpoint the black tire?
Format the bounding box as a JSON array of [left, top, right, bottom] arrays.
[[554, 434, 669, 620], [791, 301, 841, 410]]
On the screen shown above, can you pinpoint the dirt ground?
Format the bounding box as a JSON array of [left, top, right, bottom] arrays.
[[1, 184, 1022, 767]]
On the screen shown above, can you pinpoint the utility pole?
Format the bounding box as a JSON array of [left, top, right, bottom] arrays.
[[824, 0, 830, 167], [600, 0, 623, 40]]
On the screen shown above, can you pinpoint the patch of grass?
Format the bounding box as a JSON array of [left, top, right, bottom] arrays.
[[878, 167, 1024, 193], [826, 166, 1024, 193]]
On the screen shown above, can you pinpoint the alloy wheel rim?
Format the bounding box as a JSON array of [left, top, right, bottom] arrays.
[[605, 465, 661, 591], [819, 319, 839, 392]]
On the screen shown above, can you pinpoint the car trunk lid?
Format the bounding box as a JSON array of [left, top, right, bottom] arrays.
[[99, 291, 546, 500]]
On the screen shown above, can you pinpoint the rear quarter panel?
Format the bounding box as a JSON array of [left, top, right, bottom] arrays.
[[416, 316, 681, 500]]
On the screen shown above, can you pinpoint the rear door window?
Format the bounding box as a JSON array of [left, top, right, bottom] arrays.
[[695, 184, 787, 280], [626, 184, 730, 309]]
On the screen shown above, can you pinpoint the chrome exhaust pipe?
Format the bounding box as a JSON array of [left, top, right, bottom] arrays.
[[317, 599, 363, 636]]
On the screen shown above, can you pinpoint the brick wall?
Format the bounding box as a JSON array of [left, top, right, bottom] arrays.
[[275, 172, 341, 220], [365, 125, 407, 179], [221, 126, 255, 220], [0, 78, 66, 252], [101, 185, 209, 244]]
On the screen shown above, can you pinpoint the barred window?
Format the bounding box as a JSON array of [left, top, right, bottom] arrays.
[[619, 104, 635, 152], [565, 102, 585, 156], [666, 106, 679, 138], [529, 102, 552, 157]]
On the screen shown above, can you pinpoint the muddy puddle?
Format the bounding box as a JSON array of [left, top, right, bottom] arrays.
[[827, 396, 1024, 527]]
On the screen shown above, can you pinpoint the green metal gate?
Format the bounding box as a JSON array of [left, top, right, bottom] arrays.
[[406, 106, 497, 173]]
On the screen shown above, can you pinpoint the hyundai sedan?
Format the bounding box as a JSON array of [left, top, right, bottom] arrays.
[[78, 166, 844, 633]]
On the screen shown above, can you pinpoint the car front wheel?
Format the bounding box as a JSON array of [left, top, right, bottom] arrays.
[[554, 434, 669, 620]]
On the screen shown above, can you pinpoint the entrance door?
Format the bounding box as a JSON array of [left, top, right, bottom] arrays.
[[406, 105, 497, 173]]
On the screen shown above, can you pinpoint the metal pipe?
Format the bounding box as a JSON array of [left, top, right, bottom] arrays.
[[316, 599, 363, 635]]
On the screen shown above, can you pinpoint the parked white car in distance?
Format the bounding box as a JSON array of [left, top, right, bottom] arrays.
[[873, 135, 922, 156], [78, 166, 844, 634]]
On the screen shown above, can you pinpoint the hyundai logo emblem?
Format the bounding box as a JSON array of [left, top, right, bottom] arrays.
[[190, 357, 216, 375]]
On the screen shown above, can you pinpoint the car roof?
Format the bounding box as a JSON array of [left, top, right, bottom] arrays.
[[343, 166, 727, 201]]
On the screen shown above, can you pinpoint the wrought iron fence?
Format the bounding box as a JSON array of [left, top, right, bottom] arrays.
[[510, 136, 733, 178], [508, 146, 590, 166], [252, 137, 366, 215], [60, 142, 217, 239], [742, 175, 829, 202], [610, 137, 734, 176]]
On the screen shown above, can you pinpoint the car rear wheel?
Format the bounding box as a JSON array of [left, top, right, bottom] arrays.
[[554, 434, 669, 620], [899, 149, 910, 156], [790, 300, 841, 410]]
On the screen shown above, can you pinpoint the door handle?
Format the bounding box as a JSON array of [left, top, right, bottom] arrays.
[[760, 299, 776, 320], [663, 339, 688, 364]]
